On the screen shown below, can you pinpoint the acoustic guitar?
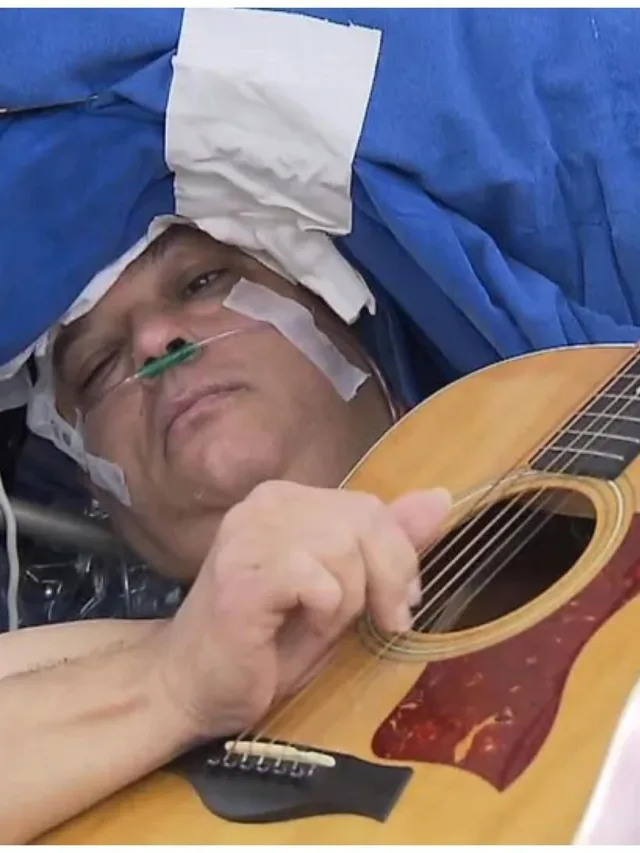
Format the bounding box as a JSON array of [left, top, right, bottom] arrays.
[[41, 344, 640, 844]]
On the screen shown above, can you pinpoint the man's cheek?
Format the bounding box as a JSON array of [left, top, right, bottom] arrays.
[[83, 425, 110, 459], [86, 428, 130, 477]]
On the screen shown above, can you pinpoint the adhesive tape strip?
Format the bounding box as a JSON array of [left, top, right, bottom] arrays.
[[223, 279, 369, 401]]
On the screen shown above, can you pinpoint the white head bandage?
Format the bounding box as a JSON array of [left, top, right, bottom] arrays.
[[26, 348, 131, 505]]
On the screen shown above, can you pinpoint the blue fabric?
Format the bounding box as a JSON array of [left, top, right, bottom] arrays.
[[3, 8, 640, 394], [0, 9, 180, 367], [330, 8, 640, 374]]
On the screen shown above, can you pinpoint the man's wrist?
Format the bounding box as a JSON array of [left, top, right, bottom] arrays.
[[138, 620, 212, 755]]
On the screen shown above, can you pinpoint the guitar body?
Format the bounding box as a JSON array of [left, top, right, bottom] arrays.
[[41, 344, 640, 844]]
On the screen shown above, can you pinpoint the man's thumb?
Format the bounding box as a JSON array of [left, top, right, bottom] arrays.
[[389, 487, 452, 552]]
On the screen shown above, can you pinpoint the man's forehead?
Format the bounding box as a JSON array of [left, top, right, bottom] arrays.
[[133, 223, 221, 271], [78, 226, 222, 321]]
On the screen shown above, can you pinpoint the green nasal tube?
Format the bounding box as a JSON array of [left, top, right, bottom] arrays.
[[136, 341, 199, 380]]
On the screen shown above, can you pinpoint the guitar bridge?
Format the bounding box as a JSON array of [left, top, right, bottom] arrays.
[[172, 737, 413, 824], [207, 740, 336, 779]]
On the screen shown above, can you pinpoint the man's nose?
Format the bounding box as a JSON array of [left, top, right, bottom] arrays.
[[131, 308, 193, 373]]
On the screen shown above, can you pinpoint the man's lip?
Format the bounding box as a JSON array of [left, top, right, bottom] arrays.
[[162, 383, 244, 441]]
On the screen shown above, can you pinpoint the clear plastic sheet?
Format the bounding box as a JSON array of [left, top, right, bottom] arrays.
[[0, 434, 184, 632]]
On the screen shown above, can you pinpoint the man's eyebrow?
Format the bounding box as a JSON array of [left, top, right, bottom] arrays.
[[136, 224, 201, 270]]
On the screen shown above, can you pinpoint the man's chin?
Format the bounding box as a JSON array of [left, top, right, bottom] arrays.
[[170, 429, 284, 512]]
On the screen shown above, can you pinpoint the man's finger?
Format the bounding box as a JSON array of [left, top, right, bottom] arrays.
[[389, 488, 452, 552], [290, 551, 344, 633], [360, 517, 420, 634]]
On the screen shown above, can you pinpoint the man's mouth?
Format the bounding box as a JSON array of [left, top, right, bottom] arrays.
[[161, 383, 246, 445]]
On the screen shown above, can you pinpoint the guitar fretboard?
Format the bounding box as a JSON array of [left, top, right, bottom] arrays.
[[531, 360, 640, 480]]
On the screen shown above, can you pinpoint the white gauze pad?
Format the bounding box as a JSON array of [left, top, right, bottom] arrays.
[[27, 349, 131, 506], [223, 279, 369, 401]]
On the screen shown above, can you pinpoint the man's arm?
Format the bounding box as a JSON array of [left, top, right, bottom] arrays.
[[0, 620, 196, 844]]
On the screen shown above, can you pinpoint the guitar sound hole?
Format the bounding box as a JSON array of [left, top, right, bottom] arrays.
[[415, 487, 596, 634]]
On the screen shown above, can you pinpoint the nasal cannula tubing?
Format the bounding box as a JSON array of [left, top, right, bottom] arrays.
[[87, 328, 262, 413], [129, 329, 256, 382]]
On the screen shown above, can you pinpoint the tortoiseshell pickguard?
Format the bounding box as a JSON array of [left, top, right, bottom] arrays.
[[372, 516, 640, 791]]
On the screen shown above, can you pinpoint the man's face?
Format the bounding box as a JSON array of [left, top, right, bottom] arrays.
[[53, 226, 387, 580]]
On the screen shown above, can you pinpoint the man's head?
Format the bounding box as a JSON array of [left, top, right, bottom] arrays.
[[51, 226, 395, 581]]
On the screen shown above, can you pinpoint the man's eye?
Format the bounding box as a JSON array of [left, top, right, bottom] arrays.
[[79, 353, 116, 392], [181, 269, 237, 300]]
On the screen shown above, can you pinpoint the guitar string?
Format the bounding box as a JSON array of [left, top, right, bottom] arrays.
[[422, 491, 596, 632], [411, 484, 593, 631], [225, 346, 640, 762]]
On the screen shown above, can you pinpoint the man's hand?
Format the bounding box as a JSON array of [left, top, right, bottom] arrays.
[[154, 481, 452, 740]]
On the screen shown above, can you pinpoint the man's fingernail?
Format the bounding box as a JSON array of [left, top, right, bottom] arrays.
[[408, 577, 422, 607], [395, 604, 414, 634]]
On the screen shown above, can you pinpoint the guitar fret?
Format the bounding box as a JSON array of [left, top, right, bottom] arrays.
[[563, 427, 640, 444], [581, 411, 640, 424], [540, 445, 624, 461], [617, 369, 640, 381], [598, 392, 640, 401]]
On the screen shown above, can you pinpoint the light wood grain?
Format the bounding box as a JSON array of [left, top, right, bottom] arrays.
[[41, 344, 640, 845]]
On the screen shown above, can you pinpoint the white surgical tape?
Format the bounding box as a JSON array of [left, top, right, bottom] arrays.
[[167, 8, 379, 323], [224, 280, 370, 401], [26, 348, 131, 506]]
